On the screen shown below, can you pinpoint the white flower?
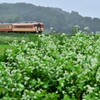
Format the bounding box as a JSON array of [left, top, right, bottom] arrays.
[[21, 40, 26, 43], [6, 49, 12, 53], [86, 85, 94, 93], [76, 53, 85, 63], [74, 25, 80, 28], [84, 27, 89, 31], [91, 57, 98, 67]]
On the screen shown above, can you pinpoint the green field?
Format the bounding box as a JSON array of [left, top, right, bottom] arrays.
[[0, 44, 12, 57], [0, 32, 100, 99], [0, 32, 38, 57], [0, 32, 68, 56]]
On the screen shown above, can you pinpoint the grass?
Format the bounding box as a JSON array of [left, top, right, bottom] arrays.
[[0, 32, 30, 44], [0, 44, 12, 53], [0, 32, 43, 58], [0, 32, 30, 59], [0, 44, 14, 61]]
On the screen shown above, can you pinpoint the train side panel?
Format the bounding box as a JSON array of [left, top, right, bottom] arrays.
[[0, 24, 12, 32], [0, 22, 44, 33], [12, 23, 37, 32]]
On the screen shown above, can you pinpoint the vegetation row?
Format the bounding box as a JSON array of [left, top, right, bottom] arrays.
[[0, 33, 100, 100]]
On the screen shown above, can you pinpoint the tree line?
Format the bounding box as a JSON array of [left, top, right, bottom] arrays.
[[0, 3, 100, 33]]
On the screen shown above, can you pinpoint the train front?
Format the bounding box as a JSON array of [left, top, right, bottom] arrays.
[[34, 22, 44, 33]]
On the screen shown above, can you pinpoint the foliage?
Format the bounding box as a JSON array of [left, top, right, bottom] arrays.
[[0, 33, 100, 100]]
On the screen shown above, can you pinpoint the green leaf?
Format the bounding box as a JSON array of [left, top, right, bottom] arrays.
[[63, 95, 71, 100]]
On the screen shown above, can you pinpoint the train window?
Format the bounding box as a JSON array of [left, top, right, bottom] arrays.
[[0, 25, 9, 28], [14, 25, 33, 28], [41, 25, 44, 28], [34, 24, 44, 27]]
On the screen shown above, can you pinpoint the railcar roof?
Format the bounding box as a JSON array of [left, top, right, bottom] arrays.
[[12, 23, 39, 25], [0, 23, 12, 25], [0, 22, 44, 25], [0, 24, 12, 26]]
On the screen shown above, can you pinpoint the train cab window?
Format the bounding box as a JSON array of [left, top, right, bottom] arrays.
[[37, 23, 41, 27], [39, 24, 44, 28]]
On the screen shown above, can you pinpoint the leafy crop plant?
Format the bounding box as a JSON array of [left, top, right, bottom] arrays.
[[0, 33, 100, 100]]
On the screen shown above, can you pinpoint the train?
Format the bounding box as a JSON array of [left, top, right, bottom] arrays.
[[0, 22, 44, 33]]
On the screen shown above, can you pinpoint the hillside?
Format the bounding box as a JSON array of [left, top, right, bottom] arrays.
[[0, 3, 100, 33]]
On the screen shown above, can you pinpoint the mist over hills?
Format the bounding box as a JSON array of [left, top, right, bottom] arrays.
[[0, 3, 100, 33]]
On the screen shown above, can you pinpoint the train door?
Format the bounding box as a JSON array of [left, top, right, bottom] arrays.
[[37, 23, 41, 33]]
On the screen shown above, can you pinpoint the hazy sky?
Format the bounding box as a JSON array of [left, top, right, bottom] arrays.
[[0, 0, 100, 18]]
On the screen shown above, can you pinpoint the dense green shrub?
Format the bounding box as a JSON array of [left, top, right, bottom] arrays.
[[0, 33, 100, 100]]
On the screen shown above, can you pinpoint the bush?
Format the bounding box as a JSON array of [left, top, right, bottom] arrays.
[[0, 33, 100, 99]]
